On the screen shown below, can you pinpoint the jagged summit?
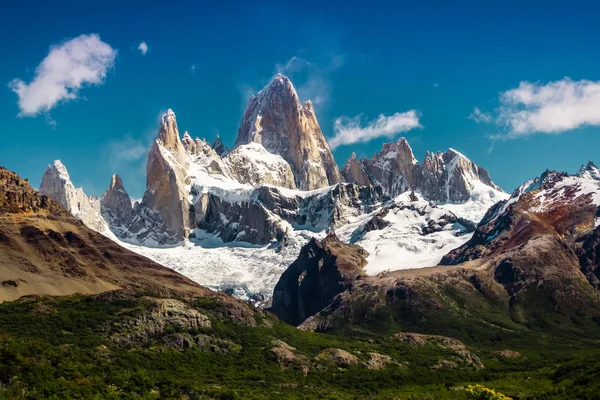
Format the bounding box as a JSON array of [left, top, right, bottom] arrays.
[[343, 138, 504, 205], [236, 74, 342, 190], [108, 173, 124, 190], [578, 161, 600, 180]]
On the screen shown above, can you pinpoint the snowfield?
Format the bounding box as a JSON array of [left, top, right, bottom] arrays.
[[116, 185, 507, 303]]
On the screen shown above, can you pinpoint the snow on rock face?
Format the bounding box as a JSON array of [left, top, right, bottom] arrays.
[[343, 138, 506, 206], [335, 192, 476, 275], [236, 74, 343, 190], [225, 143, 297, 189]]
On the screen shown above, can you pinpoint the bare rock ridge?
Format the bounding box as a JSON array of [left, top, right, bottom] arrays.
[[342, 138, 503, 202], [236, 73, 343, 190]]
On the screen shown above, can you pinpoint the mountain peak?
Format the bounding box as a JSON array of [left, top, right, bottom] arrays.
[[235, 75, 342, 190], [156, 108, 184, 151], [109, 173, 124, 190], [161, 108, 176, 126], [48, 160, 70, 181], [578, 161, 600, 180]]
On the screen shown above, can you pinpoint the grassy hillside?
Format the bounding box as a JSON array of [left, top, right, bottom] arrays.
[[0, 291, 598, 399]]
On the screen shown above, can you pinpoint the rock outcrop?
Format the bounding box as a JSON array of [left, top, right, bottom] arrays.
[[236, 74, 342, 190], [1, 167, 66, 216], [342, 138, 503, 202], [270, 234, 368, 326]]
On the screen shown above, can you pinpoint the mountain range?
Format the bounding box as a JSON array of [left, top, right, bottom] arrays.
[[3, 74, 600, 398], [38, 74, 507, 302]]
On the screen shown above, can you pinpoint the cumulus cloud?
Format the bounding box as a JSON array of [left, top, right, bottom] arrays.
[[328, 111, 421, 149], [468, 107, 492, 123], [497, 78, 600, 137], [474, 77, 600, 139], [138, 42, 148, 55], [9, 34, 116, 117]]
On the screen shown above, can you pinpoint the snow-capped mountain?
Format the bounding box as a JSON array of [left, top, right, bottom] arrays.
[[342, 138, 504, 204], [39, 74, 509, 303]]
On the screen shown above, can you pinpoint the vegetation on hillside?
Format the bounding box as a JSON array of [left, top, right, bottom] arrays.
[[0, 291, 598, 399]]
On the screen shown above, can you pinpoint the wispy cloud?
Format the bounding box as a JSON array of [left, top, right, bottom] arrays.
[[190, 64, 196, 78], [474, 77, 600, 139], [275, 54, 345, 109], [328, 111, 421, 150], [137, 42, 148, 55], [468, 106, 492, 123], [108, 135, 148, 165], [9, 34, 117, 117]]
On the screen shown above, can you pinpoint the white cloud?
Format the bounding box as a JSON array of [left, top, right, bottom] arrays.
[[497, 78, 600, 137], [9, 34, 116, 117], [328, 111, 421, 150], [468, 106, 492, 123], [190, 64, 196, 78], [137, 42, 148, 55]]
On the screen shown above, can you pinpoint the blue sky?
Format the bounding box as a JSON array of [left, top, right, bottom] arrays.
[[2, 0, 600, 198]]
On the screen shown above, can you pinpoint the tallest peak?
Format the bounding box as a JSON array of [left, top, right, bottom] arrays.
[[161, 108, 176, 126], [263, 73, 296, 95]]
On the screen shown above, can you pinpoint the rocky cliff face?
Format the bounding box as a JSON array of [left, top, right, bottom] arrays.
[[236, 74, 342, 190], [270, 234, 368, 326], [342, 138, 503, 203], [100, 174, 134, 224], [39, 160, 108, 233], [142, 109, 192, 237]]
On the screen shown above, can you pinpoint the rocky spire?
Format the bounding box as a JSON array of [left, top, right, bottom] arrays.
[[142, 109, 191, 238], [212, 134, 227, 157], [235, 73, 342, 190], [100, 174, 134, 224]]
